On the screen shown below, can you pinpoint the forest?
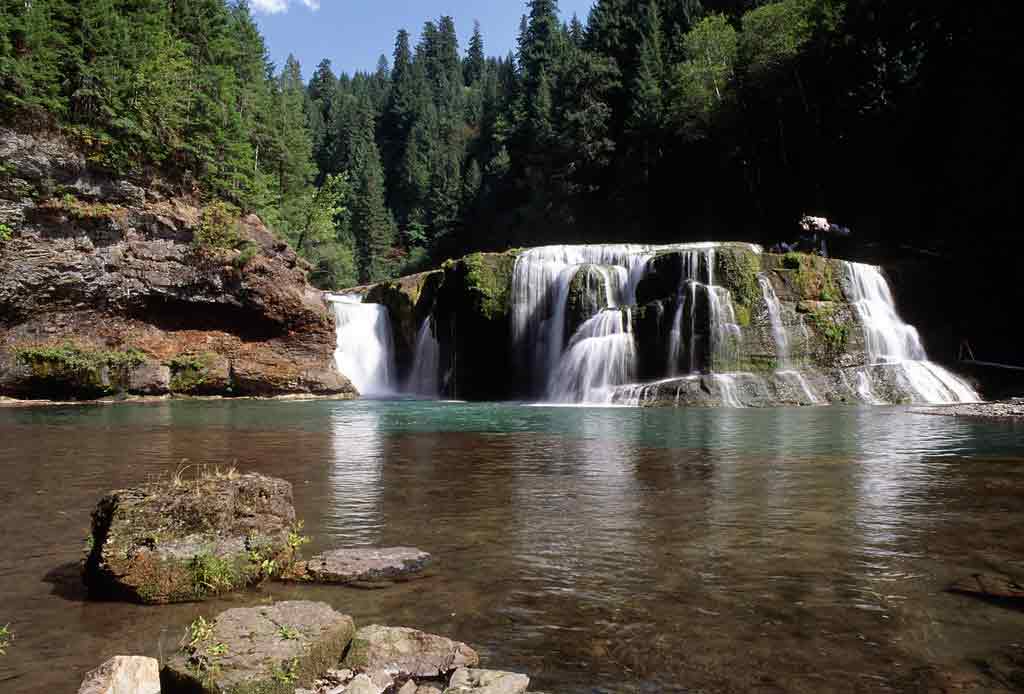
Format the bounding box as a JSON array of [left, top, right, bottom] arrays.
[[1, 0, 1018, 289]]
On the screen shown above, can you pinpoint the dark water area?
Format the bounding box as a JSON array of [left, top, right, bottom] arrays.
[[1, 400, 1023, 693]]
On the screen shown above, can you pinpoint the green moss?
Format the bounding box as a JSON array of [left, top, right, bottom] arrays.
[[194, 201, 241, 252], [808, 304, 850, 356], [233, 242, 259, 269], [782, 252, 802, 270], [785, 253, 842, 302], [14, 343, 146, 398], [169, 353, 215, 393], [0, 623, 11, 656], [716, 248, 761, 325], [461, 251, 517, 321], [0, 223, 11, 242]]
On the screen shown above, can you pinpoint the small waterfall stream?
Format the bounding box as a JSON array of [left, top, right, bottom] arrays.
[[327, 294, 396, 396], [845, 263, 979, 403], [407, 313, 440, 397]]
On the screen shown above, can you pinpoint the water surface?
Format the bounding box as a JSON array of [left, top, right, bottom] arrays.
[[1, 400, 1022, 692]]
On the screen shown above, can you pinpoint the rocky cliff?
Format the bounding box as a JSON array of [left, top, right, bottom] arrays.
[[0, 127, 354, 400]]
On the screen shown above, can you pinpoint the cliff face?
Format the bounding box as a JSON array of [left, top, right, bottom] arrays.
[[0, 127, 354, 400]]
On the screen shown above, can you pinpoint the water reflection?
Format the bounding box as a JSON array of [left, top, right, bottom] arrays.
[[1, 402, 1023, 693]]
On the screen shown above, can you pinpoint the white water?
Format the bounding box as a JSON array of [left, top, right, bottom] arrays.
[[845, 262, 979, 404], [758, 275, 789, 364], [713, 373, 744, 408], [407, 313, 440, 397], [548, 309, 637, 403], [328, 294, 396, 396]]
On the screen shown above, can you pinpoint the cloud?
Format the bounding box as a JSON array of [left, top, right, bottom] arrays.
[[250, 0, 318, 14]]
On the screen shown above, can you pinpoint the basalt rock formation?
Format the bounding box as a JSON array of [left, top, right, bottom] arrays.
[[0, 126, 354, 400]]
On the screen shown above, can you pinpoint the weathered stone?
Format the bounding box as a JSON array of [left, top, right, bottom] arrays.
[[78, 656, 160, 694], [397, 680, 419, 694], [444, 668, 530, 694], [0, 126, 355, 401], [950, 573, 1024, 601], [288, 547, 432, 585], [416, 687, 444, 694], [342, 674, 383, 694], [84, 472, 298, 603], [564, 264, 612, 341], [128, 360, 170, 395], [162, 601, 355, 694], [342, 626, 479, 680]]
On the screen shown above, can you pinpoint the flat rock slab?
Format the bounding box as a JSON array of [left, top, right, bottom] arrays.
[[444, 668, 530, 694], [343, 625, 479, 680], [84, 472, 297, 603], [78, 656, 160, 694], [290, 547, 432, 585], [161, 600, 355, 694], [950, 573, 1024, 601]]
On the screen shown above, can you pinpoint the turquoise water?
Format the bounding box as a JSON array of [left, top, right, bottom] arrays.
[[1, 400, 1022, 692]]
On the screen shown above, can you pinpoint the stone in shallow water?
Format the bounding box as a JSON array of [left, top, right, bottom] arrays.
[[444, 668, 530, 694], [290, 547, 432, 585], [342, 625, 479, 679], [161, 600, 355, 694], [84, 472, 297, 604], [950, 573, 1024, 601], [78, 656, 160, 694]]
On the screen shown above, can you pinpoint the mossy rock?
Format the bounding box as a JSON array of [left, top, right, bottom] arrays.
[[169, 352, 231, 395], [10, 342, 146, 399], [161, 601, 355, 694], [763, 252, 845, 303], [84, 472, 298, 604], [364, 270, 442, 381], [565, 264, 614, 341]]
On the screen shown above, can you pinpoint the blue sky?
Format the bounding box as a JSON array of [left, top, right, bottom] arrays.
[[252, 0, 598, 79]]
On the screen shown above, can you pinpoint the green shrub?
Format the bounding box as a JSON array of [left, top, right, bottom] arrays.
[[14, 344, 146, 398], [232, 241, 259, 269], [0, 223, 11, 242], [168, 353, 214, 393], [194, 202, 241, 252]]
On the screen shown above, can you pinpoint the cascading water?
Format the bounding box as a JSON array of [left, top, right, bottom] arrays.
[[511, 245, 654, 398], [407, 313, 440, 397], [328, 294, 395, 397], [757, 273, 821, 404], [547, 309, 637, 403], [844, 262, 979, 404]]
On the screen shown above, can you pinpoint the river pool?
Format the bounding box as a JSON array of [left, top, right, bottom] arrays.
[[1, 400, 1022, 692]]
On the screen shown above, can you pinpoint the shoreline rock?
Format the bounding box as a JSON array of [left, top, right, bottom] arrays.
[[78, 656, 160, 694], [911, 400, 1024, 421], [161, 601, 355, 694]]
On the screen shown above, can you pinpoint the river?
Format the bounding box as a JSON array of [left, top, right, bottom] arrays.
[[1, 399, 1022, 692]]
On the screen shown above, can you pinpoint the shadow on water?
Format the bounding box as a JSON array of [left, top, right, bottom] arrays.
[[1, 399, 1024, 692]]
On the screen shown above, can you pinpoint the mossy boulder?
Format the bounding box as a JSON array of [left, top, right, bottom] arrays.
[[763, 252, 845, 303], [168, 352, 231, 395], [161, 601, 355, 694], [84, 472, 299, 604], [5, 342, 146, 399], [565, 264, 614, 341], [432, 251, 519, 399], [365, 271, 442, 382]]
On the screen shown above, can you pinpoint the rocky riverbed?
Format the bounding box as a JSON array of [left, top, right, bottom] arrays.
[[911, 399, 1024, 421]]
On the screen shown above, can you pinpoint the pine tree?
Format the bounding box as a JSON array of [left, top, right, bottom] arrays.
[[465, 21, 485, 85]]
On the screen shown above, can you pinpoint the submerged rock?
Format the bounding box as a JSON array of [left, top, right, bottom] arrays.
[[287, 547, 432, 585], [162, 601, 354, 694], [342, 625, 479, 680], [83, 471, 298, 603], [78, 656, 160, 694], [444, 668, 530, 694], [950, 573, 1024, 602]]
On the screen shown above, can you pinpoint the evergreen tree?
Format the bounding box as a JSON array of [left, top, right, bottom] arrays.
[[465, 20, 485, 85]]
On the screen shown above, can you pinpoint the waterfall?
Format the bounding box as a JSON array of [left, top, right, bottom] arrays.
[[758, 275, 789, 364], [511, 245, 655, 396], [328, 294, 395, 396], [844, 262, 979, 404], [548, 309, 637, 403], [667, 249, 712, 375], [407, 313, 440, 397]]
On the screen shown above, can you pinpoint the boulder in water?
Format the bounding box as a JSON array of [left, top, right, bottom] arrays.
[[161, 601, 355, 693], [286, 547, 432, 586], [950, 573, 1024, 602], [342, 625, 479, 680], [444, 668, 530, 694], [84, 471, 299, 603], [78, 656, 160, 694]]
